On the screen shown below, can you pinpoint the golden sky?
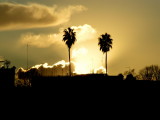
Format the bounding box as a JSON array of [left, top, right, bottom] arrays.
[[0, 0, 160, 75]]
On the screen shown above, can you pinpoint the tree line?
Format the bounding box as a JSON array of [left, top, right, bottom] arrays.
[[123, 65, 160, 81]]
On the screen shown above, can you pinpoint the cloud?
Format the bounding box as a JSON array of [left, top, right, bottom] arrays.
[[94, 66, 106, 74], [20, 33, 62, 48], [72, 47, 88, 58], [31, 60, 69, 69], [71, 24, 97, 42], [0, 2, 86, 30], [17, 59, 106, 79], [20, 24, 97, 48], [17, 60, 76, 78], [31, 60, 75, 76]]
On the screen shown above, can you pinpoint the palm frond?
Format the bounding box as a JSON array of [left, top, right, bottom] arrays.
[[98, 33, 113, 53], [62, 27, 77, 49]]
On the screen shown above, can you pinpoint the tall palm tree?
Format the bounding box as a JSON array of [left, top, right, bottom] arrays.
[[62, 27, 76, 76], [98, 33, 113, 75]]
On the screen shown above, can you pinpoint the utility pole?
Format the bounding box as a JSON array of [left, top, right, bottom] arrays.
[[27, 43, 28, 70]]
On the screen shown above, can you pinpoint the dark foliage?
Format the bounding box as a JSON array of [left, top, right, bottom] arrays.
[[98, 33, 113, 53]]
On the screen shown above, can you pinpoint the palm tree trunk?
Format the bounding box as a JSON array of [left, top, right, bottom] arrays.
[[106, 52, 107, 75], [68, 48, 71, 76]]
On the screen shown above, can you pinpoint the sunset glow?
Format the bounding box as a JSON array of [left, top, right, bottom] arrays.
[[0, 0, 160, 76], [72, 48, 91, 74], [74, 62, 91, 74]]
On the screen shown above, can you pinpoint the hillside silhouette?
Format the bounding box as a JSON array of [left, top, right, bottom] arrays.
[[1, 67, 160, 89]]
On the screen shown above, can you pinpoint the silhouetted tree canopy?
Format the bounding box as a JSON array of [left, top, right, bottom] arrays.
[[139, 65, 160, 81], [98, 33, 113, 53], [62, 27, 77, 76], [118, 73, 124, 80], [63, 27, 76, 49], [123, 69, 139, 79], [125, 74, 136, 80]]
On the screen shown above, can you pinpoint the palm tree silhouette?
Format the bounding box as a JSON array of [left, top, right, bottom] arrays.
[[62, 27, 76, 76], [98, 33, 113, 75]]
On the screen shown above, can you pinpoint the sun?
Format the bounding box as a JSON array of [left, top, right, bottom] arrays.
[[74, 61, 91, 74], [72, 48, 92, 74]]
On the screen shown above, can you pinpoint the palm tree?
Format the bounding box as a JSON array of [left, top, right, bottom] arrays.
[[98, 33, 113, 75], [62, 27, 76, 76]]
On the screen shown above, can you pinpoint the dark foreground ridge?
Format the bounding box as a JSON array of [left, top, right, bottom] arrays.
[[30, 74, 160, 89], [1, 69, 160, 89]]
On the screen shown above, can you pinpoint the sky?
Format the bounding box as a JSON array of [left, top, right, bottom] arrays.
[[0, 0, 160, 75]]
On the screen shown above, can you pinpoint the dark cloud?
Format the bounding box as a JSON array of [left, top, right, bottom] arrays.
[[0, 2, 86, 30]]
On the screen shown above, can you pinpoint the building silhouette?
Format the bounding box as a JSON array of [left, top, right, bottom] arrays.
[[0, 66, 16, 88]]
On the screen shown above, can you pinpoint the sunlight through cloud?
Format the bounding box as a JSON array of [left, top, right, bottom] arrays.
[[20, 24, 97, 48]]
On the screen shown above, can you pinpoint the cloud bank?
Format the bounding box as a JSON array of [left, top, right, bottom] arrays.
[[20, 24, 97, 48], [0, 2, 86, 30], [17, 60, 75, 78], [17, 59, 106, 79], [20, 33, 61, 48]]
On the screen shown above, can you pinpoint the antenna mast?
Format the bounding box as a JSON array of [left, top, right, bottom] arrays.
[[27, 43, 28, 70]]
